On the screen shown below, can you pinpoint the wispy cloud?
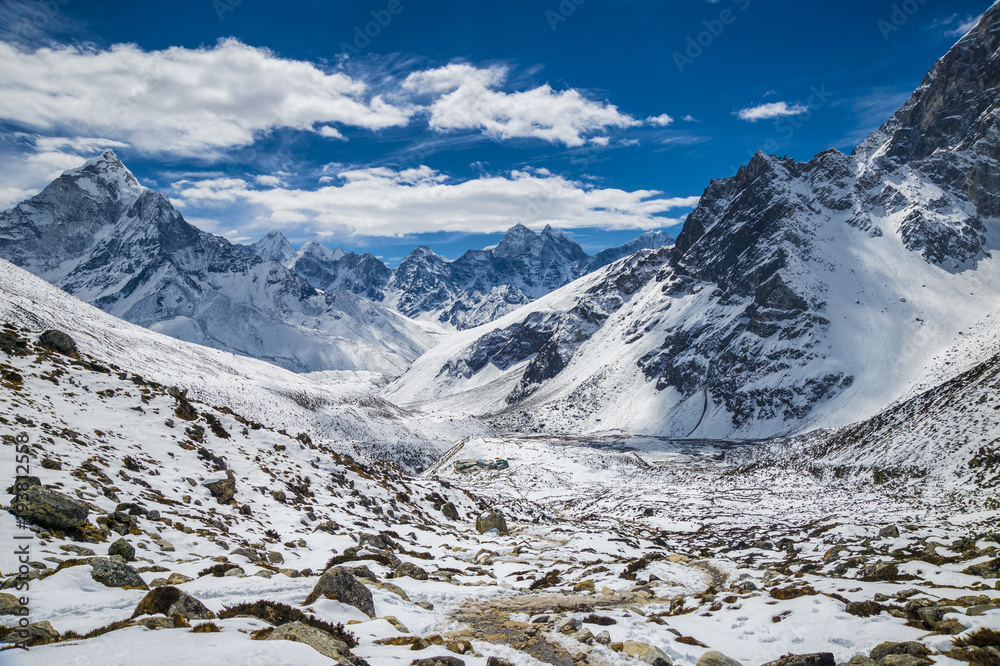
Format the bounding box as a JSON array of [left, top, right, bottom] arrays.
[[735, 101, 808, 122]]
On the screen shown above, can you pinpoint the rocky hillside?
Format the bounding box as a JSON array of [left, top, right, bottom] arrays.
[[0, 152, 435, 376], [386, 7, 1000, 439]]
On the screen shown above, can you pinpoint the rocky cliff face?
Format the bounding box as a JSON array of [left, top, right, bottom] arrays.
[[385, 7, 1000, 438], [0, 152, 434, 375]]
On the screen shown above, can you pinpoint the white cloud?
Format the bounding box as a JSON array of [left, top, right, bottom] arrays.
[[681, 115, 700, 123], [646, 114, 674, 127], [735, 101, 808, 122], [0, 39, 413, 157], [947, 14, 982, 37], [173, 166, 698, 237], [402, 63, 640, 147], [0, 134, 133, 208]]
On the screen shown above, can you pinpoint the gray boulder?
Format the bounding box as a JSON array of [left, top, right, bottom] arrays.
[[264, 621, 348, 660], [12, 486, 89, 530], [108, 537, 135, 562], [39, 330, 77, 356], [204, 471, 236, 503], [303, 566, 375, 617], [441, 502, 460, 520], [394, 562, 428, 580], [761, 654, 835, 666], [869, 642, 930, 662], [132, 586, 214, 620], [963, 556, 1000, 577], [475, 510, 508, 535], [91, 558, 147, 590]]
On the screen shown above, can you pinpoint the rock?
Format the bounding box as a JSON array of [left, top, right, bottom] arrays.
[[0, 592, 27, 615], [880, 656, 932, 666], [372, 580, 411, 601], [266, 551, 284, 565], [223, 566, 244, 577], [5, 620, 59, 646], [132, 586, 214, 619], [697, 651, 744, 666], [394, 562, 429, 580], [417, 601, 434, 611], [595, 630, 611, 645], [558, 617, 582, 635], [486, 658, 514, 666], [358, 533, 389, 550], [264, 621, 348, 660], [475, 510, 508, 535], [446, 639, 472, 655], [878, 525, 900, 538], [11, 486, 89, 530], [411, 658, 465, 666], [39, 329, 77, 356], [303, 566, 375, 617], [572, 627, 594, 643], [761, 654, 835, 666], [441, 502, 460, 520], [933, 618, 968, 634], [915, 605, 958, 626], [204, 471, 236, 504], [91, 558, 147, 590], [869, 642, 930, 662], [384, 615, 409, 633], [152, 535, 174, 552], [574, 580, 595, 592], [7, 475, 40, 495], [622, 641, 672, 665], [582, 613, 615, 625], [962, 557, 1000, 577], [128, 616, 178, 630], [967, 603, 1000, 615], [842, 657, 878, 666], [108, 537, 135, 562]]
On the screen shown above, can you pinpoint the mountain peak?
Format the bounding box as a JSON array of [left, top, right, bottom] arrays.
[[60, 149, 145, 206], [248, 230, 295, 263]]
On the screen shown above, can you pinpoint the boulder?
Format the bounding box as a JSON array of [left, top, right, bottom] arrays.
[[878, 525, 900, 538], [880, 657, 932, 666], [303, 566, 375, 617], [915, 605, 958, 626], [697, 651, 744, 666], [132, 586, 214, 620], [441, 502, 460, 520], [394, 562, 429, 580], [842, 657, 878, 666], [962, 557, 1000, 577], [91, 558, 147, 590], [204, 471, 236, 503], [39, 329, 77, 356], [622, 641, 672, 665], [108, 537, 135, 562], [486, 658, 514, 666], [475, 510, 508, 535], [411, 658, 465, 666], [869, 642, 930, 662], [11, 486, 89, 530], [0, 592, 27, 615], [264, 621, 348, 661], [761, 654, 835, 666], [3, 620, 60, 646]]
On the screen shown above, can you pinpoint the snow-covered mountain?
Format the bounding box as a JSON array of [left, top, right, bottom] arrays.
[[246, 225, 674, 331], [0, 152, 435, 376], [385, 7, 1000, 439]]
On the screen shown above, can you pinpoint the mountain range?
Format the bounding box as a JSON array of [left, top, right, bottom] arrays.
[[385, 6, 1000, 439]]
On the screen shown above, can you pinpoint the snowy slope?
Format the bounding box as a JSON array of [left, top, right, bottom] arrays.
[[386, 7, 1000, 439], [0, 152, 434, 376], [0, 258, 484, 464]]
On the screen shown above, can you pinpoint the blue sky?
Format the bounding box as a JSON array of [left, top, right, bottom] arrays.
[[0, 0, 988, 263]]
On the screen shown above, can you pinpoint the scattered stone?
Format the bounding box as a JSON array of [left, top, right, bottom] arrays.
[[394, 562, 429, 580], [878, 525, 900, 538], [303, 566, 375, 617], [0, 592, 27, 615], [880, 656, 931, 666], [595, 630, 611, 645], [962, 557, 1000, 577], [841, 657, 878, 666], [411, 658, 465, 666], [582, 613, 616, 626], [761, 654, 835, 666], [933, 618, 968, 634], [869, 642, 930, 663], [264, 621, 348, 660], [203, 471, 236, 504], [132, 586, 214, 620], [91, 558, 147, 590], [59, 544, 95, 557], [441, 502, 460, 520], [11, 486, 89, 530], [486, 658, 514, 666], [5, 620, 59, 646], [475, 510, 508, 535], [915, 605, 958, 627], [622, 640, 672, 665], [697, 651, 743, 666], [108, 537, 135, 562], [266, 551, 284, 565], [417, 601, 435, 611], [39, 329, 76, 356], [384, 615, 409, 633], [574, 579, 595, 592]]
